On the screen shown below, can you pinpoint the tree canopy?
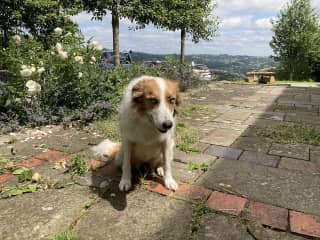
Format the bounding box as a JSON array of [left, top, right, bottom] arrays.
[[270, 0, 320, 80]]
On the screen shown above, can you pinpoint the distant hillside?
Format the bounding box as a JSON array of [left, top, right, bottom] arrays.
[[131, 52, 276, 80]]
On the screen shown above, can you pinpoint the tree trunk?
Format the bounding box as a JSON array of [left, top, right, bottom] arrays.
[[180, 28, 186, 65], [112, 4, 120, 67]]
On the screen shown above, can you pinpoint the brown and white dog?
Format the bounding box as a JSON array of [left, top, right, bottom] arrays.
[[91, 76, 181, 191]]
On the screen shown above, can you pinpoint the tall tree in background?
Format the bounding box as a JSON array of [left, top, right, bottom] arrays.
[[82, 0, 130, 66], [270, 0, 320, 80], [157, 0, 219, 64]]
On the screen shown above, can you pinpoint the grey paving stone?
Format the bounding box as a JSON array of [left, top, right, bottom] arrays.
[[198, 158, 320, 215], [0, 185, 94, 240], [204, 145, 242, 160], [269, 143, 309, 160], [174, 149, 217, 165], [172, 161, 204, 183], [239, 151, 279, 167], [196, 213, 254, 240], [278, 157, 320, 174], [232, 137, 271, 153], [74, 189, 193, 240], [201, 128, 243, 146], [247, 222, 307, 240], [310, 146, 320, 165]]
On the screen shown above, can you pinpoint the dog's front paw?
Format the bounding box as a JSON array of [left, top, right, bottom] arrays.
[[119, 178, 132, 191], [156, 167, 164, 177], [164, 177, 178, 191]]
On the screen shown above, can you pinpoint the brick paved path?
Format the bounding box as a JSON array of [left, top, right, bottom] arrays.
[[1, 83, 320, 239]]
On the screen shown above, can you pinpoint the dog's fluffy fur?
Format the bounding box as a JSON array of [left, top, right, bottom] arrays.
[[91, 76, 181, 191]]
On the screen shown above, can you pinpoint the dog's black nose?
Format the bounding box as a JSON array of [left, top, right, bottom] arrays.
[[162, 120, 173, 130]]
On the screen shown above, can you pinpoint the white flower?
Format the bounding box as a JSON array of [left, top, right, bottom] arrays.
[[21, 65, 27, 70], [96, 44, 103, 51], [58, 50, 68, 60], [89, 41, 103, 51], [37, 67, 45, 74], [74, 55, 84, 64], [30, 66, 36, 73], [64, 32, 72, 37], [78, 72, 83, 79], [26, 80, 41, 96], [55, 43, 63, 51], [54, 27, 63, 35], [39, 61, 44, 66], [12, 35, 21, 44], [20, 68, 33, 77], [91, 56, 96, 62]]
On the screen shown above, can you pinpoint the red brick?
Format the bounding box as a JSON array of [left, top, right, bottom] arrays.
[[0, 173, 14, 184], [172, 183, 211, 202], [144, 180, 172, 196], [290, 211, 320, 238], [88, 159, 106, 170], [245, 201, 288, 230], [17, 158, 43, 169], [33, 150, 64, 161], [206, 191, 247, 216]]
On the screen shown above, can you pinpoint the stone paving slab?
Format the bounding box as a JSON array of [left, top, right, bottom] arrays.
[[197, 213, 307, 240], [239, 151, 279, 167], [197, 213, 254, 240], [204, 145, 242, 160], [269, 143, 309, 160], [174, 149, 217, 165], [0, 185, 94, 240], [201, 128, 243, 146], [278, 157, 320, 174], [198, 158, 320, 215], [74, 189, 193, 240], [232, 136, 271, 153]]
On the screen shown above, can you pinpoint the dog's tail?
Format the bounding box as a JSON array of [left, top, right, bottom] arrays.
[[90, 139, 121, 161]]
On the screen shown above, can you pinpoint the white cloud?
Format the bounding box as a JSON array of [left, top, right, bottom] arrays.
[[255, 17, 274, 30], [221, 16, 253, 29]]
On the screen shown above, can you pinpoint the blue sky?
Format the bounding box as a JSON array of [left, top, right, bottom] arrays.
[[72, 0, 320, 57]]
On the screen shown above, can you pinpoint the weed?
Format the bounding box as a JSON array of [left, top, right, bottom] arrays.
[[12, 167, 33, 182], [257, 123, 320, 145], [191, 203, 209, 234], [92, 113, 121, 142], [176, 122, 201, 153], [188, 163, 209, 172], [69, 155, 88, 176], [52, 231, 76, 240], [2, 184, 38, 198]]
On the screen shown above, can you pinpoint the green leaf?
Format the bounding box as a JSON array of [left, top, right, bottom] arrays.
[[13, 167, 29, 175]]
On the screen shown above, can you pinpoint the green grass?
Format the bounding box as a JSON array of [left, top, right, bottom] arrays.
[[179, 104, 215, 118], [175, 122, 201, 153], [188, 163, 209, 172], [92, 113, 121, 142], [52, 231, 76, 240], [257, 123, 320, 145], [272, 105, 291, 112], [69, 155, 88, 176]]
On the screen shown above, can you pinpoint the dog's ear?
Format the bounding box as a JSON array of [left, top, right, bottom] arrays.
[[172, 80, 181, 107], [132, 82, 144, 102]]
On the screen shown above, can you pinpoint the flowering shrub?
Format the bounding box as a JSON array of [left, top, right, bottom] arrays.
[[0, 29, 122, 133]]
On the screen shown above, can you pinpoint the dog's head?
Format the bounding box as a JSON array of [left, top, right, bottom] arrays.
[[131, 77, 181, 133]]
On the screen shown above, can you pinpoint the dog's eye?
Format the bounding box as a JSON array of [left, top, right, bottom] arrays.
[[150, 97, 159, 104], [169, 97, 176, 104]]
